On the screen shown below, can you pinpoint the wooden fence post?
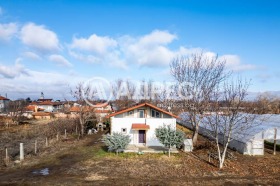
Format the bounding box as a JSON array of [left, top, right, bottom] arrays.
[[56, 133, 59, 141], [64, 129, 67, 139], [35, 140, 37, 154], [5, 147, 8, 162], [20, 143, 24, 161], [46, 137, 48, 147], [274, 128, 277, 155]]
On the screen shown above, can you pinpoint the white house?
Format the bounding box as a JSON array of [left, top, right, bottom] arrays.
[[30, 100, 63, 112], [107, 103, 178, 147], [0, 96, 9, 113]]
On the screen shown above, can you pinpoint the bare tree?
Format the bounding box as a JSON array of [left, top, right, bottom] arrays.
[[71, 83, 97, 137], [7, 99, 29, 125], [111, 79, 136, 110], [205, 78, 258, 169], [255, 93, 280, 114], [137, 79, 153, 103], [153, 81, 179, 113], [170, 53, 228, 145]]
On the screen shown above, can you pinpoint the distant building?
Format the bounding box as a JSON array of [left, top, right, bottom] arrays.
[[69, 102, 112, 120], [30, 100, 63, 112], [0, 96, 10, 113]]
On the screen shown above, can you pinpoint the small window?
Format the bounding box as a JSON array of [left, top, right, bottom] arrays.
[[151, 109, 161, 118], [121, 128, 127, 134], [128, 111, 134, 116], [139, 110, 144, 118]]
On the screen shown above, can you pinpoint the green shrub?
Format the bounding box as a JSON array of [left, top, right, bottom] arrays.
[[102, 132, 131, 155], [155, 125, 185, 157]]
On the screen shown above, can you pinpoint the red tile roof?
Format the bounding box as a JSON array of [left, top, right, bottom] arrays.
[[0, 96, 9, 100], [106, 102, 178, 118], [131, 124, 150, 130], [69, 106, 94, 112], [38, 99, 52, 102], [69, 106, 80, 112], [95, 110, 111, 113], [30, 101, 62, 106], [24, 105, 36, 112]]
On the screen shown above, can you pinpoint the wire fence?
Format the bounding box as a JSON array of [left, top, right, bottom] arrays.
[[0, 118, 80, 167]]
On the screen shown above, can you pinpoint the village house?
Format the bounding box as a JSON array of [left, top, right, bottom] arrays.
[[0, 96, 10, 113], [107, 103, 178, 147], [22, 105, 36, 119], [69, 102, 112, 119], [30, 100, 63, 112]]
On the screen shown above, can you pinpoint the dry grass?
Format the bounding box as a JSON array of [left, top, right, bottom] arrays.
[[0, 123, 280, 185]]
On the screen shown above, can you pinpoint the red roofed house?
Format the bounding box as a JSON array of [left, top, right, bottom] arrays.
[[107, 103, 178, 147], [30, 100, 63, 112], [69, 104, 112, 119]]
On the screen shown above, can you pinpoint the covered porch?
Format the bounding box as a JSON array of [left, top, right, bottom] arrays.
[[131, 123, 150, 144]]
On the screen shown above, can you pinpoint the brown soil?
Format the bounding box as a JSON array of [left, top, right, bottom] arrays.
[[0, 126, 280, 185]]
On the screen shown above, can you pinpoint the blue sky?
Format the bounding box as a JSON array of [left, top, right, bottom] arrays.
[[0, 0, 280, 100]]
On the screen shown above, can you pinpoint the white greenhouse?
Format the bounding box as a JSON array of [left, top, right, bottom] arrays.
[[179, 113, 280, 156]]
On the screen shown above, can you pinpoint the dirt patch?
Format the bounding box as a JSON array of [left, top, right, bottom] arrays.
[[85, 173, 108, 181], [0, 125, 280, 185]]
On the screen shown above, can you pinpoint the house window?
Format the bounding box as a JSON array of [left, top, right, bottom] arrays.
[[128, 110, 134, 116], [139, 110, 144, 118], [121, 128, 127, 134], [151, 109, 161, 118]]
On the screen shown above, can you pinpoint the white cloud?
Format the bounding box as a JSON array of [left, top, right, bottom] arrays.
[[70, 34, 117, 54], [220, 55, 256, 71], [0, 59, 29, 79], [68, 30, 256, 71], [49, 54, 72, 67], [69, 30, 177, 68], [138, 30, 177, 46], [0, 67, 85, 100], [123, 30, 177, 67], [0, 23, 18, 41], [22, 51, 42, 61], [20, 23, 60, 52]]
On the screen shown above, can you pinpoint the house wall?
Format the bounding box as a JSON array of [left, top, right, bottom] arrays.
[[0, 100, 9, 113], [37, 104, 63, 112], [95, 105, 112, 111], [22, 112, 33, 119], [114, 106, 172, 119], [111, 117, 176, 146], [38, 105, 54, 112]]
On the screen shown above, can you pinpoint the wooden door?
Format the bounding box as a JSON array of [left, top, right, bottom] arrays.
[[138, 130, 145, 143]]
